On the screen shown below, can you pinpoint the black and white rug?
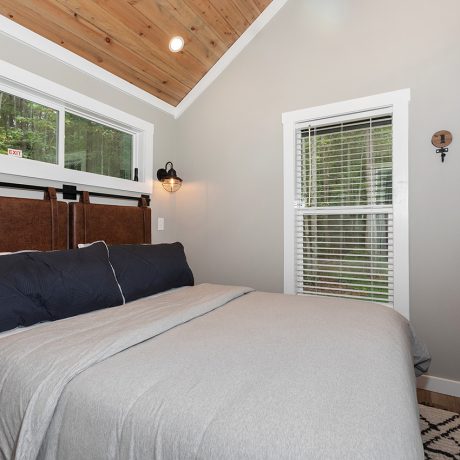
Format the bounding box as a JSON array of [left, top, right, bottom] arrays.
[[420, 404, 460, 459]]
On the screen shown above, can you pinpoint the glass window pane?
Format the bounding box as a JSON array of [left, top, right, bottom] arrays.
[[300, 116, 392, 207], [299, 213, 393, 303], [0, 91, 58, 164], [65, 112, 133, 180]]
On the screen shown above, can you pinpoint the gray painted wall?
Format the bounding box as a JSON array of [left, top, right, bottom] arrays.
[[175, 0, 460, 381], [0, 33, 178, 243]]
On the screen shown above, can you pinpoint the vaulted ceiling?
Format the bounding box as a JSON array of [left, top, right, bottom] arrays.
[[0, 0, 272, 106]]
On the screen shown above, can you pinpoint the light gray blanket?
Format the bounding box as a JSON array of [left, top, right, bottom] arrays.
[[0, 284, 426, 459]]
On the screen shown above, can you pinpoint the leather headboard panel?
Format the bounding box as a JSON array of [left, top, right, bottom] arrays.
[[0, 188, 68, 252], [70, 192, 151, 248]]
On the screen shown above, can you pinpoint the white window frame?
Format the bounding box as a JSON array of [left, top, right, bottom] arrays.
[[282, 89, 410, 318], [0, 59, 153, 194]]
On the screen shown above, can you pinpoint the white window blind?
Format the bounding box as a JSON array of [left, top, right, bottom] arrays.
[[295, 114, 394, 303]]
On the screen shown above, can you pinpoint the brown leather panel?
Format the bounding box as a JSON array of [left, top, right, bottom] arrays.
[[70, 200, 151, 248], [0, 191, 68, 252]]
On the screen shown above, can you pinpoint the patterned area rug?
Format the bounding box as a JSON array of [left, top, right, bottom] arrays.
[[420, 404, 460, 459]]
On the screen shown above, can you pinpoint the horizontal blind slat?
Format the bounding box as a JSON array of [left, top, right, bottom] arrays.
[[295, 284, 393, 296], [299, 251, 392, 260], [296, 280, 392, 290], [297, 274, 392, 283], [298, 291, 392, 303]]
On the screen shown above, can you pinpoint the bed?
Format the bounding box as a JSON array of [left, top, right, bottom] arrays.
[[0, 190, 430, 460]]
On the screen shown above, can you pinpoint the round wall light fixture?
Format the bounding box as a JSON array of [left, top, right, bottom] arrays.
[[169, 36, 184, 53], [157, 162, 183, 192]]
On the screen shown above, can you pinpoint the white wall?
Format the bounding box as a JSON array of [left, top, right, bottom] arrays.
[[0, 33, 178, 243], [175, 0, 460, 382]]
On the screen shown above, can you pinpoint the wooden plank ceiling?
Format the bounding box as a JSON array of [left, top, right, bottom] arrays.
[[0, 0, 272, 106]]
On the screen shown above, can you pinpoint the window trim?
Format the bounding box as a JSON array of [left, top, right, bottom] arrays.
[[0, 59, 154, 194], [282, 89, 410, 318]]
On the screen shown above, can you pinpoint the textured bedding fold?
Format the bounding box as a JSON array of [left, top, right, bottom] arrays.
[[0, 284, 252, 460]]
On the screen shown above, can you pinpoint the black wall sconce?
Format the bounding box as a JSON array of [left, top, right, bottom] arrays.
[[156, 162, 182, 192]]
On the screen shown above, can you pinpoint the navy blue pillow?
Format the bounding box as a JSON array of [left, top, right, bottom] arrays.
[[108, 243, 194, 303], [0, 242, 124, 333]]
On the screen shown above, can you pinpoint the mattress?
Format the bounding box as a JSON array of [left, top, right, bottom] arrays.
[[0, 284, 426, 460]]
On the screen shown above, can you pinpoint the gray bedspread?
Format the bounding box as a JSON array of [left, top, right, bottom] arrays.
[[0, 284, 426, 460]]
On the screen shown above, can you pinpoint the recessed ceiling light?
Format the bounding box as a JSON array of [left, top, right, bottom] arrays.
[[169, 36, 184, 53]]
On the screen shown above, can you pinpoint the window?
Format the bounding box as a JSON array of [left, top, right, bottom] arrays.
[[283, 90, 410, 318], [64, 112, 133, 179], [0, 60, 153, 194], [0, 91, 58, 164]]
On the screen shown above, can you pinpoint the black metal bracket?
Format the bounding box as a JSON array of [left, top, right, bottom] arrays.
[[157, 162, 174, 181], [62, 184, 77, 200], [436, 147, 448, 163], [141, 194, 151, 206]]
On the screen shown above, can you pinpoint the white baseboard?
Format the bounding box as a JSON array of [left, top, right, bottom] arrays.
[[417, 375, 460, 398]]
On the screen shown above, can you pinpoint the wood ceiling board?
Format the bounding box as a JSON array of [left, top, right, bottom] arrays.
[[129, 0, 225, 79], [0, 0, 184, 104], [210, 0, 250, 37], [252, 0, 272, 11], [163, 0, 228, 57], [1, 0, 273, 106], [230, 0, 261, 24], [126, 0, 220, 73], [182, 0, 239, 46], [52, 0, 202, 87]]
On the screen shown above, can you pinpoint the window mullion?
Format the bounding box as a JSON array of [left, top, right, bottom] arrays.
[[132, 133, 139, 182], [296, 205, 392, 215], [57, 107, 65, 168]]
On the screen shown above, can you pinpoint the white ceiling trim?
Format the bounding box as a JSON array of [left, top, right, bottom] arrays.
[[0, 0, 288, 119]]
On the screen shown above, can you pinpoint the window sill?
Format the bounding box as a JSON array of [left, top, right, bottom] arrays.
[[0, 155, 151, 194]]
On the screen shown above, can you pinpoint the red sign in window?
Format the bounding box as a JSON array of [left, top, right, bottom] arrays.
[[7, 148, 22, 158]]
